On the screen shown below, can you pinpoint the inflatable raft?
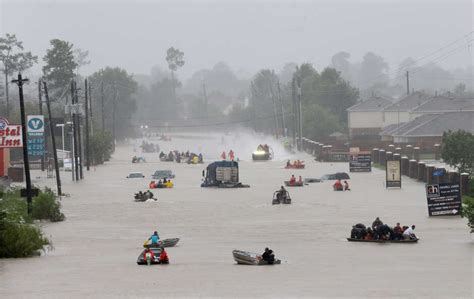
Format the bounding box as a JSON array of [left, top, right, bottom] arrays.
[[284, 181, 304, 187], [232, 250, 281, 265]]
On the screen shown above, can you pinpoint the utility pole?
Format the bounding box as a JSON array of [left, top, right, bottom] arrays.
[[202, 83, 208, 118], [270, 71, 279, 139], [277, 80, 286, 137], [85, 78, 90, 171], [75, 83, 83, 180], [4, 64, 9, 118], [291, 77, 297, 148], [38, 80, 45, 171], [12, 73, 33, 214], [101, 81, 105, 131], [112, 85, 117, 147], [296, 76, 303, 150], [43, 81, 62, 196], [406, 71, 410, 95], [70, 81, 79, 181]]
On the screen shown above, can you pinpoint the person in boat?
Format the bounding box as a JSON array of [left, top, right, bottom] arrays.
[[351, 223, 367, 239], [286, 160, 291, 167], [263, 144, 269, 153], [132, 156, 137, 163], [143, 248, 155, 265], [149, 231, 160, 245], [298, 176, 303, 184], [198, 153, 203, 163], [257, 144, 264, 151], [159, 152, 165, 159], [372, 217, 383, 230], [403, 225, 417, 240], [146, 190, 154, 200], [333, 179, 343, 191], [262, 248, 275, 264], [175, 154, 181, 163], [159, 247, 169, 264], [376, 224, 393, 240], [229, 150, 235, 161], [343, 180, 350, 191], [277, 186, 287, 201], [393, 223, 403, 240], [221, 151, 226, 160], [364, 227, 374, 240], [149, 181, 156, 189], [289, 175, 296, 185]]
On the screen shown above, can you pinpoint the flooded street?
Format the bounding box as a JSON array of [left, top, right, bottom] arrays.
[[1, 133, 472, 298]]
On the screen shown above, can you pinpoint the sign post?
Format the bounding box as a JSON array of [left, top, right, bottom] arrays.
[[386, 160, 401, 188], [426, 182, 462, 216], [349, 152, 372, 172]]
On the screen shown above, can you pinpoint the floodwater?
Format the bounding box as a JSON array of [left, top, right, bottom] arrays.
[[1, 132, 472, 298]]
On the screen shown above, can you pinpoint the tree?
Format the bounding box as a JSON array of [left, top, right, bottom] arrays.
[[43, 39, 78, 92], [249, 69, 280, 134], [73, 48, 91, 74], [331, 51, 351, 80], [166, 47, 185, 117], [441, 130, 474, 174], [0, 33, 38, 116], [359, 52, 389, 87], [89, 67, 138, 139]]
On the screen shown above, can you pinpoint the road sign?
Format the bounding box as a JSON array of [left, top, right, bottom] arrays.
[[349, 153, 372, 172], [426, 182, 462, 216], [386, 160, 401, 188], [0, 117, 23, 148]]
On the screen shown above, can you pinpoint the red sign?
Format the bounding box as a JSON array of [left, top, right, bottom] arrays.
[[0, 118, 23, 148]]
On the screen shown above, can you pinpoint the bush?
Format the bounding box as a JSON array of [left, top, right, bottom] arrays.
[[0, 221, 50, 258], [32, 188, 65, 222], [462, 195, 474, 233]]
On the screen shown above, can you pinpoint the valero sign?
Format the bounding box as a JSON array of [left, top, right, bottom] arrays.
[[0, 117, 23, 148]]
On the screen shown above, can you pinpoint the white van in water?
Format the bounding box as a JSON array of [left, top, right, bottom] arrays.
[[63, 158, 73, 172]]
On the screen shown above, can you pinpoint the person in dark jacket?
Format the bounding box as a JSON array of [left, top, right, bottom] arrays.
[[372, 217, 383, 230], [262, 248, 275, 264]]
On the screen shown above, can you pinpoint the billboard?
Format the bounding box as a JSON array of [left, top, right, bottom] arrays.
[[426, 182, 462, 216], [386, 160, 401, 188], [0, 117, 22, 148], [349, 153, 372, 172]]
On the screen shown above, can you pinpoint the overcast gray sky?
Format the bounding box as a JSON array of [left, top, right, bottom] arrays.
[[1, 0, 473, 79]]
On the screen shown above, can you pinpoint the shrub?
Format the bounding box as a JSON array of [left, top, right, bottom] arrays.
[[32, 188, 65, 222], [0, 220, 50, 258], [462, 195, 474, 233]]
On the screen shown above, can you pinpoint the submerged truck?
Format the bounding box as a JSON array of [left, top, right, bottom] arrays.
[[201, 161, 249, 188]]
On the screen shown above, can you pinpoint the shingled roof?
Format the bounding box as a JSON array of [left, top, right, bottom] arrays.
[[347, 96, 393, 112], [391, 111, 474, 137], [383, 91, 431, 112], [412, 95, 474, 113]]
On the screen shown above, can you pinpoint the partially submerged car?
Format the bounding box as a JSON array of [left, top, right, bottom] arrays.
[[151, 170, 175, 180], [127, 172, 145, 178], [320, 172, 350, 181]]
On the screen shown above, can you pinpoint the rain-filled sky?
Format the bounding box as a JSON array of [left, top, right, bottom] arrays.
[[1, 0, 473, 78]]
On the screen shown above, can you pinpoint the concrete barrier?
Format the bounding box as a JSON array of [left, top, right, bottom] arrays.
[[417, 162, 426, 181], [409, 159, 418, 178], [401, 156, 409, 176], [426, 165, 435, 184]]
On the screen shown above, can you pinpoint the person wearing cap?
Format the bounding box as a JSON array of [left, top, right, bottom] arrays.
[[403, 225, 417, 240]]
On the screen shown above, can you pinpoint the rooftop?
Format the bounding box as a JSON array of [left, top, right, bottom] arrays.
[[383, 91, 431, 112], [383, 111, 474, 137], [412, 95, 474, 113], [347, 96, 393, 112]]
